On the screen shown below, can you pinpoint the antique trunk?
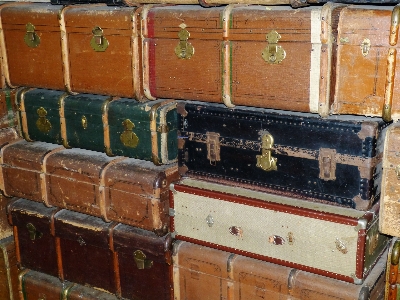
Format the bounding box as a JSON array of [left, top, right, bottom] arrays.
[[0, 89, 18, 130], [101, 157, 179, 234], [18, 270, 73, 300], [61, 5, 143, 99], [0, 236, 19, 300], [7, 198, 59, 277], [178, 101, 389, 210], [170, 178, 390, 284], [106, 98, 178, 165], [0, 140, 63, 204], [113, 224, 173, 299], [54, 209, 118, 293], [221, 4, 343, 115], [0, 196, 14, 240], [173, 241, 387, 299], [65, 283, 122, 300], [0, 3, 68, 90], [379, 123, 400, 237], [141, 5, 226, 102], [17, 88, 65, 145], [44, 148, 120, 217], [386, 238, 400, 300], [332, 5, 400, 122]]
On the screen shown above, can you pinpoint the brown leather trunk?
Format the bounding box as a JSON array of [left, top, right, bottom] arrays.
[[44, 148, 119, 217], [101, 158, 179, 235], [0, 196, 15, 240], [0, 140, 63, 203], [173, 240, 387, 300], [333, 5, 400, 122], [142, 5, 226, 102], [18, 269, 72, 300], [7, 198, 59, 277], [54, 209, 118, 294], [0, 236, 19, 300], [0, 89, 18, 130], [0, 3, 67, 90], [62, 5, 144, 99], [113, 224, 173, 300]]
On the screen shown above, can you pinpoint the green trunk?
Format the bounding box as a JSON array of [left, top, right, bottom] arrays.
[[19, 88, 64, 144], [63, 94, 109, 153]]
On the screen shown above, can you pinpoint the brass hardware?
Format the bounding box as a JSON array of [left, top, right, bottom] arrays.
[[174, 23, 194, 59], [77, 236, 86, 246], [256, 133, 277, 171], [206, 214, 214, 227], [120, 119, 139, 148], [90, 26, 109, 52], [287, 232, 294, 245], [318, 148, 336, 181], [383, 104, 392, 122], [26, 223, 42, 240], [367, 232, 379, 255], [262, 30, 286, 64], [229, 226, 243, 238], [390, 5, 400, 46], [268, 235, 285, 245], [133, 250, 153, 269], [396, 165, 400, 179], [24, 23, 40, 48], [339, 37, 349, 44], [36, 107, 52, 133], [335, 238, 348, 254], [206, 132, 220, 165], [81, 116, 87, 129], [360, 38, 371, 57], [157, 124, 170, 133]]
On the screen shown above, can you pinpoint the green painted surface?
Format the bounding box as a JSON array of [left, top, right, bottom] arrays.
[[64, 94, 109, 153], [161, 105, 178, 162], [107, 98, 154, 161], [21, 89, 64, 144]]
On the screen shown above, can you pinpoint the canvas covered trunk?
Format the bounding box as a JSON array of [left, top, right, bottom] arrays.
[[178, 101, 389, 210], [17, 88, 178, 165], [54, 209, 118, 293], [379, 123, 400, 237], [0, 236, 19, 300], [0, 3, 68, 90], [173, 240, 387, 299], [7, 198, 59, 277], [113, 224, 173, 299], [61, 4, 143, 99], [170, 178, 390, 284]]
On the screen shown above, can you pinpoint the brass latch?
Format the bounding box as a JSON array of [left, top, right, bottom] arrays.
[[90, 26, 109, 52], [36, 107, 52, 133], [256, 133, 277, 171], [175, 23, 194, 59], [24, 23, 40, 48], [262, 30, 286, 64], [26, 223, 43, 240], [206, 132, 220, 165], [396, 165, 400, 179], [157, 124, 170, 133], [318, 148, 336, 181], [81, 116, 88, 129], [133, 250, 153, 269], [360, 38, 371, 57], [120, 119, 139, 148]]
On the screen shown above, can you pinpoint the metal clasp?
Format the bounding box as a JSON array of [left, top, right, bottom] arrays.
[[133, 250, 153, 269], [26, 223, 43, 240], [361, 38, 371, 57], [256, 133, 277, 171], [262, 30, 286, 64], [396, 165, 400, 179], [24, 23, 40, 48], [318, 148, 336, 181], [90, 26, 109, 52], [120, 119, 139, 148], [81, 116, 87, 129], [206, 132, 220, 165], [174, 23, 194, 59], [36, 107, 52, 133]]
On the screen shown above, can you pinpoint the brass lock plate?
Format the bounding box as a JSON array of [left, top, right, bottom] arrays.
[[206, 132, 220, 165], [262, 30, 286, 64], [120, 119, 139, 148], [360, 38, 371, 57], [26, 223, 43, 240], [36, 107, 52, 133], [133, 249, 153, 269], [90, 26, 109, 52], [175, 23, 194, 59], [24, 23, 40, 48], [256, 133, 277, 171]]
